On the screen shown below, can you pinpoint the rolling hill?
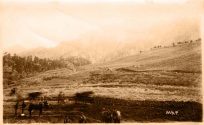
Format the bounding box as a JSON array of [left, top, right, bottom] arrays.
[[102, 41, 201, 73]]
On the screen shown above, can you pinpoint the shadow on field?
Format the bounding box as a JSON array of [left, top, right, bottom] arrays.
[[89, 97, 202, 122], [3, 96, 202, 123]]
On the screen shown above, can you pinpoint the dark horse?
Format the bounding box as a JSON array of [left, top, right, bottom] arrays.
[[101, 108, 121, 123], [101, 109, 113, 123], [28, 101, 49, 117]]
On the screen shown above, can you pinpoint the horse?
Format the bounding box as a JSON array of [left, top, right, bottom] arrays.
[[28, 102, 43, 117], [101, 108, 113, 123], [28, 100, 49, 117], [101, 108, 121, 123]]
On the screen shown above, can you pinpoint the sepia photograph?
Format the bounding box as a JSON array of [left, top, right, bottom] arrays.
[[1, 0, 203, 124]]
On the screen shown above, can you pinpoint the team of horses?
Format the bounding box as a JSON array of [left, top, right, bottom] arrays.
[[14, 91, 50, 117], [28, 100, 49, 117], [12, 89, 121, 123], [14, 99, 49, 117]]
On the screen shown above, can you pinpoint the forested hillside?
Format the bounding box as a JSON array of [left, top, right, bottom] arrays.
[[3, 53, 91, 86]]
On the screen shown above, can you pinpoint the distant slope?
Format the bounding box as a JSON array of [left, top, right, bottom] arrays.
[[104, 41, 201, 73], [19, 40, 138, 63]]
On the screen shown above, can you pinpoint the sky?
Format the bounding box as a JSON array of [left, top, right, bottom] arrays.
[[0, 0, 203, 51]]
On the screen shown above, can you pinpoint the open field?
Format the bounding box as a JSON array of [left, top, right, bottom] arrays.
[[3, 42, 202, 123], [3, 68, 202, 123], [4, 97, 202, 123]]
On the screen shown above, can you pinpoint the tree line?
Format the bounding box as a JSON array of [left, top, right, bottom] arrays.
[[3, 52, 91, 84]]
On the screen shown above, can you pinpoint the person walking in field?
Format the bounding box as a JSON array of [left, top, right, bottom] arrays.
[[112, 108, 121, 123], [64, 116, 71, 123], [58, 91, 65, 104], [14, 100, 19, 117], [21, 100, 26, 114], [79, 114, 87, 123]]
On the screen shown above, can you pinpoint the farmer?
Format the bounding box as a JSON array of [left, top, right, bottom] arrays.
[[58, 92, 65, 104], [112, 108, 121, 123], [14, 100, 19, 117], [10, 88, 16, 96], [79, 114, 87, 123], [64, 116, 71, 123], [21, 100, 26, 114]]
